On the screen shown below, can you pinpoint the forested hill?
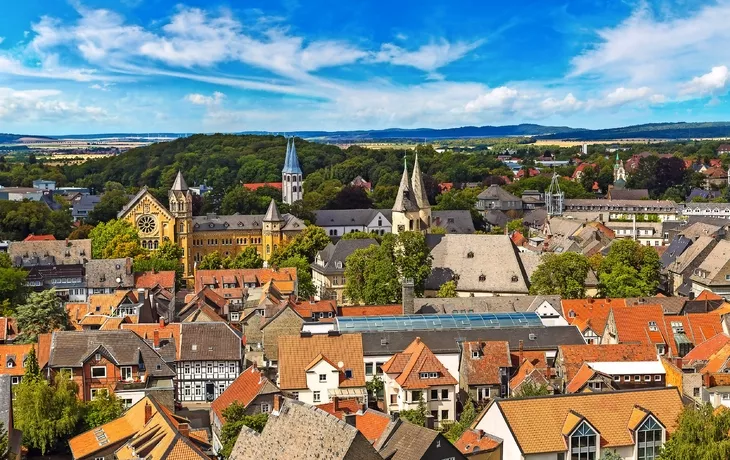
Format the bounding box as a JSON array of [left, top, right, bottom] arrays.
[[538, 122, 730, 140], [0, 133, 55, 143]]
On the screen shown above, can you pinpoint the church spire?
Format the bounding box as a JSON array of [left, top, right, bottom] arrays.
[[411, 152, 430, 210], [171, 170, 188, 191], [393, 157, 417, 212], [264, 199, 284, 222], [282, 136, 302, 174]]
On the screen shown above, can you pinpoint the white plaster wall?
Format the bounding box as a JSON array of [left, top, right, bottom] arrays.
[[475, 403, 523, 460]]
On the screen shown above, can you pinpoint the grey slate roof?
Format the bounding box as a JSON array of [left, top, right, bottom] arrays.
[[415, 295, 561, 314], [48, 330, 174, 377], [432, 210, 475, 234], [425, 234, 529, 294], [171, 171, 189, 191], [85, 258, 134, 288], [609, 189, 649, 200], [484, 210, 508, 228], [375, 419, 463, 460], [314, 209, 392, 227], [660, 235, 692, 270], [669, 236, 717, 275], [72, 194, 101, 218], [393, 163, 419, 213], [477, 184, 520, 202], [178, 322, 242, 361], [192, 213, 304, 233], [312, 239, 379, 276], [524, 208, 548, 228], [9, 239, 91, 266], [263, 199, 283, 222], [230, 398, 382, 460], [361, 326, 585, 356], [625, 297, 687, 315]]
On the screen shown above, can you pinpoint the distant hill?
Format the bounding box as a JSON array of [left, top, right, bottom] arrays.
[[537, 122, 730, 140], [0, 133, 55, 143]]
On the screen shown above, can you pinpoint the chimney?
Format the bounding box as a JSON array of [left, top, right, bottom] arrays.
[[159, 317, 165, 328], [415, 336, 421, 344], [402, 278, 415, 315], [704, 373, 711, 388], [424, 414, 435, 430], [153, 330, 160, 349], [273, 394, 284, 413], [178, 422, 190, 438], [333, 396, 340, 412], [144, 402, 152, 424], [476, 429, 484, 439], [518, 340, 524, 364], [344, 413, 357, 427], [137, 288, 145, 303]]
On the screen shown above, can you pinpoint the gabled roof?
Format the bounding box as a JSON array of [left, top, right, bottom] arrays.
[[381, 337, 457, 389], [375, 419, 458, 460], [23, 234, 55, 241], [700, 343, 730, 374], [0, 343, 36, 376], [461, 341, 511, 386], [485, 388, 683, 454], [134, 271, 176, 290], [561, 298, 628, 335], [683, 333, 730, 365], [691, 239, 730, 285], [211, 365, 279, 423], [565, 363, 612, 393], [277, 333, 365, 390], [509, 359, 550, 391], [178, 322, 241, 361], [312, 239, 379, 275], [609, 305, 668, 346], [117, 187, 174, 220], [558, 344, 658, 381], [454, 429, 502, 456]]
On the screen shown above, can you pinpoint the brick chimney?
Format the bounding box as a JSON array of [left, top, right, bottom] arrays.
[[402, 278, 415, 315], [159, 317, 165, 328], [144, 402, 152, 424], [178, 422, 190, 438], [332, 396, 340, 412], [273, 394, 283, 413], [476, 429, 484, 439], [153, 330, 160, 349], [518, 340, 524, 364]]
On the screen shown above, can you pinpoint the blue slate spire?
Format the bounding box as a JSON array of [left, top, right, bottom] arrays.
[[282, 136, 302, 174]]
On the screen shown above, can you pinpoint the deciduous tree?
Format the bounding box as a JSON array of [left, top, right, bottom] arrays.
[[89, 219, 144, 259], [87, 189, 130, 224], [269, 225, 330, 266], [529, 253, 590, 299], [220, 402, 269, 458], [16, 289, 70, 343], [0, 253, 28, 312], [598, 239, 661, 297], [658, 403, 730, 460], [437, 280, 458, 298], [82, 390, 125, 430]]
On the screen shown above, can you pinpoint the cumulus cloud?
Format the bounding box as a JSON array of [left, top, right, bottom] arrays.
[[540, 93, 583, 114], [0, 87, 107, 121], [589, 87, 665, 109], [185, 91, 226, 106], [463, 86, 519, 113], [680, 66, 730, 97]]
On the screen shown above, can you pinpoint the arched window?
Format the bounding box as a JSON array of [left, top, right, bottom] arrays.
[[142, 240, 148, 249], [266, 244, 271, 254], [570, 422, 597, 460], [153, 240, 159, 250], [637, 417, 663, 460], [409, 219, 414, 230]]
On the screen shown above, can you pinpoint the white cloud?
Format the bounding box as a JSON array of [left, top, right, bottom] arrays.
[[185, 91, 226, 106], [0, 87, 107, 122], [463, 86, 519, 113], [681, 66, 730, 97], [589, 87, 665, 109], [540, 93, 583, 114], [0, 54, 105, 82], [373, 39, 484, 73]]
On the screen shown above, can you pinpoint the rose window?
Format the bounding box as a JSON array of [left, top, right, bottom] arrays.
[[138, 215, 157, 234]]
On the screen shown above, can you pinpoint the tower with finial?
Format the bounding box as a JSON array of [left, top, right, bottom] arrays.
[[168, 170, 193, 276], [613, 153, 627, 189], [282, 137, 303, 205], [392, 155, 429, 235], [262, 199, 285, 262]]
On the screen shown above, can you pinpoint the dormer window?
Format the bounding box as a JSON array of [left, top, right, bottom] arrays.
[[335, 261, 343, 269], [569, 310, 576, 318], [478, 275, 486, 282], [637, 417, 664, 460], [570, 422, 597, 460], [511, 275, 519, 282], [648, 321, 658, 332], [467, 251, 474, 258], [471, 351, 480, 359]]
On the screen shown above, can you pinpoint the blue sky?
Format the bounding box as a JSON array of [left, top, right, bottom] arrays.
[[1, 0, 730, 134]]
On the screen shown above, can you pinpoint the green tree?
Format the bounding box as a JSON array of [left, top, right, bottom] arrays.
[[400, 397, 428, 427], [529, 253, 590, 299], [219, 402, 269, 458], [227, 247, 264, 269], [366, 375, 384, 402], [198, 251, 224, 270], [393, 232, 433, 297], [658, 403, 730, 460], [270, 225, 330, 266], [132, 240, 184, 286], [511, 381, 551, 398], [16, 289, 70, 343], [437, 280, 458, 298], [68, 224, 94, 240], [82, 390, 125, 430], [24, 346, 41, 382], [341, 231, 381, 241], [87, 189, 131, 224], [278, 255, 316, 299], [89, 219, 144, 259], [601, 451, 624, 460], [598, 239, 661, 297], [14, 373, 83, 454], [445, 400, 477, 442], [0, 252, 28, 311], [507, 218, 528, 235]]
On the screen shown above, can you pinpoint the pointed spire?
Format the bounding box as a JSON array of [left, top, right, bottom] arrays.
[[411, 152, 430, 209], [171, 170, 188, 191], [264, 199, 283, 222], [282, 136, 303, 174], [284, 137, 291, 171], [393, 157, 417, 212]]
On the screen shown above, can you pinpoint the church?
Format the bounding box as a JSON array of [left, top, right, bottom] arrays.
[[118, 138, 306, 280]]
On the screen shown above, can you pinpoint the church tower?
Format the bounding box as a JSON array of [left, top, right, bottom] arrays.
[[392, 158, 426, 235], [168, 171, 193, 277], [411, 153, 431, 229], [613, 153, 627, 189], [282, 137, 303, 205], [262, 199, 284, 263]]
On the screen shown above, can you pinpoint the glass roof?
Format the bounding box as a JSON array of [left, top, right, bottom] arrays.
[[335, 312, 543, 333]]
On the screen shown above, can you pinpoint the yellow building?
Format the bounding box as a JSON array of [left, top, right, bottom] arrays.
[[118, 171, 305, 280]]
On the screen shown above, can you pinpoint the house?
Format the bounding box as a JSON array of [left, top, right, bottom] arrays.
[[277, 332, 366, 405], [374, 418, 467, 460], [291, 299, 338, 323], [702, 166, 728, 188], [454, 429, 503, 460], [71, 195, 101, 221], [0, 375, 21, 459], [134, 270, 176, 291], [431, 211, 476, 234], [315, 209, 394, 237], [258, 302, 306, 366], [316, 399, 392, 444], [718, 144, 730, 154], [43, 330, 175, 408], [176, 322, 243, 402], [179, 287, 230, 323], [311, 238, 379, 303], [571, 163, 595, 182], [687, 188, 723, 201], [681, 202, 730, 220], [69, 396, 211, 460], [564, 361, 666, 393], [425, 234, 530, 297], [85, 258, 135, 295], [8, 238, 91, 266], [381, 337, 458, 428], [0, 186, 44, 202], [561, 298, 629, 344], [690, 239, 730, 299], [209, 364, 280, 453], [194, 267, 297, 307], [562, 199, 679, 222], [665, 236, 718, 296], [0, 318, 18, 344], [230, 396, 383, 459], [509, 356, 553, 396], [475, 185, 523, 213], [459, 341, 511, 403], [473, 387, 683, 460], [0, 343, 37, 386]]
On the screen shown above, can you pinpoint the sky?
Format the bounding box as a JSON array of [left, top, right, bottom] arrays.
[[2, 0, 730, 134]]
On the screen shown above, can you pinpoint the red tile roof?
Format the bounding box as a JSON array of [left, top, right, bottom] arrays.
[[683, 333, 730, 365], [23, 234, 56, 241], [461, 341, 511, 385], [700, 343, 730, 374], [292, 300, 337, 319], [211, 365, 279, 423], [562, 298, 628, 335], [609, 305, 668, 346], [381, 337, 457, 389], [696, 289, 723, 301], [337, 305, 403, 316], [316, 401, 391, 443], [559, 344, 658, 381], [454, 429, 502, 455], [565, 363, 598, 393], [316, 398, 361, 418], [243, 182, 282, 191], [134, 271, 176, 290]]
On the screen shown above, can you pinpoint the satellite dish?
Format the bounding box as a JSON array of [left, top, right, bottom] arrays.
[[337, 361, 344, 369]]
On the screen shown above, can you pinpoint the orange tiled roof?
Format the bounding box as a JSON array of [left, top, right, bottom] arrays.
[[292, 299, 337, 318], [565, 363, 601, 394], [559, 344, 658, 381], [121, 323, 181, 358], [609, 305, 667, 346], [99, 316, 132, 331], [381, 337, 457, 389], [316, 401, 391, 444], [700, 343, 730, 374], [37, 333, 51, 368], [696, 289, 723, 301], [0, 343, 36, 376], [277, 334, 365, 390], [683, 333, 730, 364], [454, 429, 502, 455], [23, 234, 56, 241], [243, 182, 283, 191], [562, 298, 628, 335], [461, 341, 511, 385], [316, 398, 361, 418], [134, 271, 176, 290], [88, 291, 131, 316], [79, 314, 111, 326], [194, 268, 297, 292], [189, 429, 209, 444], [337, 305, 403, 316], [490, 388, 683, 454]]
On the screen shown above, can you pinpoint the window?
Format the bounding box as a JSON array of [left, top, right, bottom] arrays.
[[656, 344, 665, 355], [60, 368, 73, 379], [654, 375, 661, 381], [229, 363, 236, 373], [319, 374, 327, 383], [91, 366, 107, 378], [184, 364, 191, 374], [261, 403, 270, 413], [95, 353, 102, 362], [365, 363, 374, 375], [431, 389, 438, 400], [195, 363, 201, 374], [207, 363, 213, 374], [477, 387, 489, 401], [230, 312, 240, 322], [638, 417, 663, 460], [624, 375, 630, 382], [634, 375, 641, 382], [313, 391, 321, 402], [390, 394, 397, 404], [570, 422, 597, 460], [411, 390, 422, 402], [442, 389, 449, 399], [344, 369, 353, 379], [613, 375, 621, 382], [292, 392, 299, 401], [471, 351, 480, 359], [121, 366, 132, 381], [648, 321, 658, 332], [644, 375, 651, 382], [441, 410, 449, 421]]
